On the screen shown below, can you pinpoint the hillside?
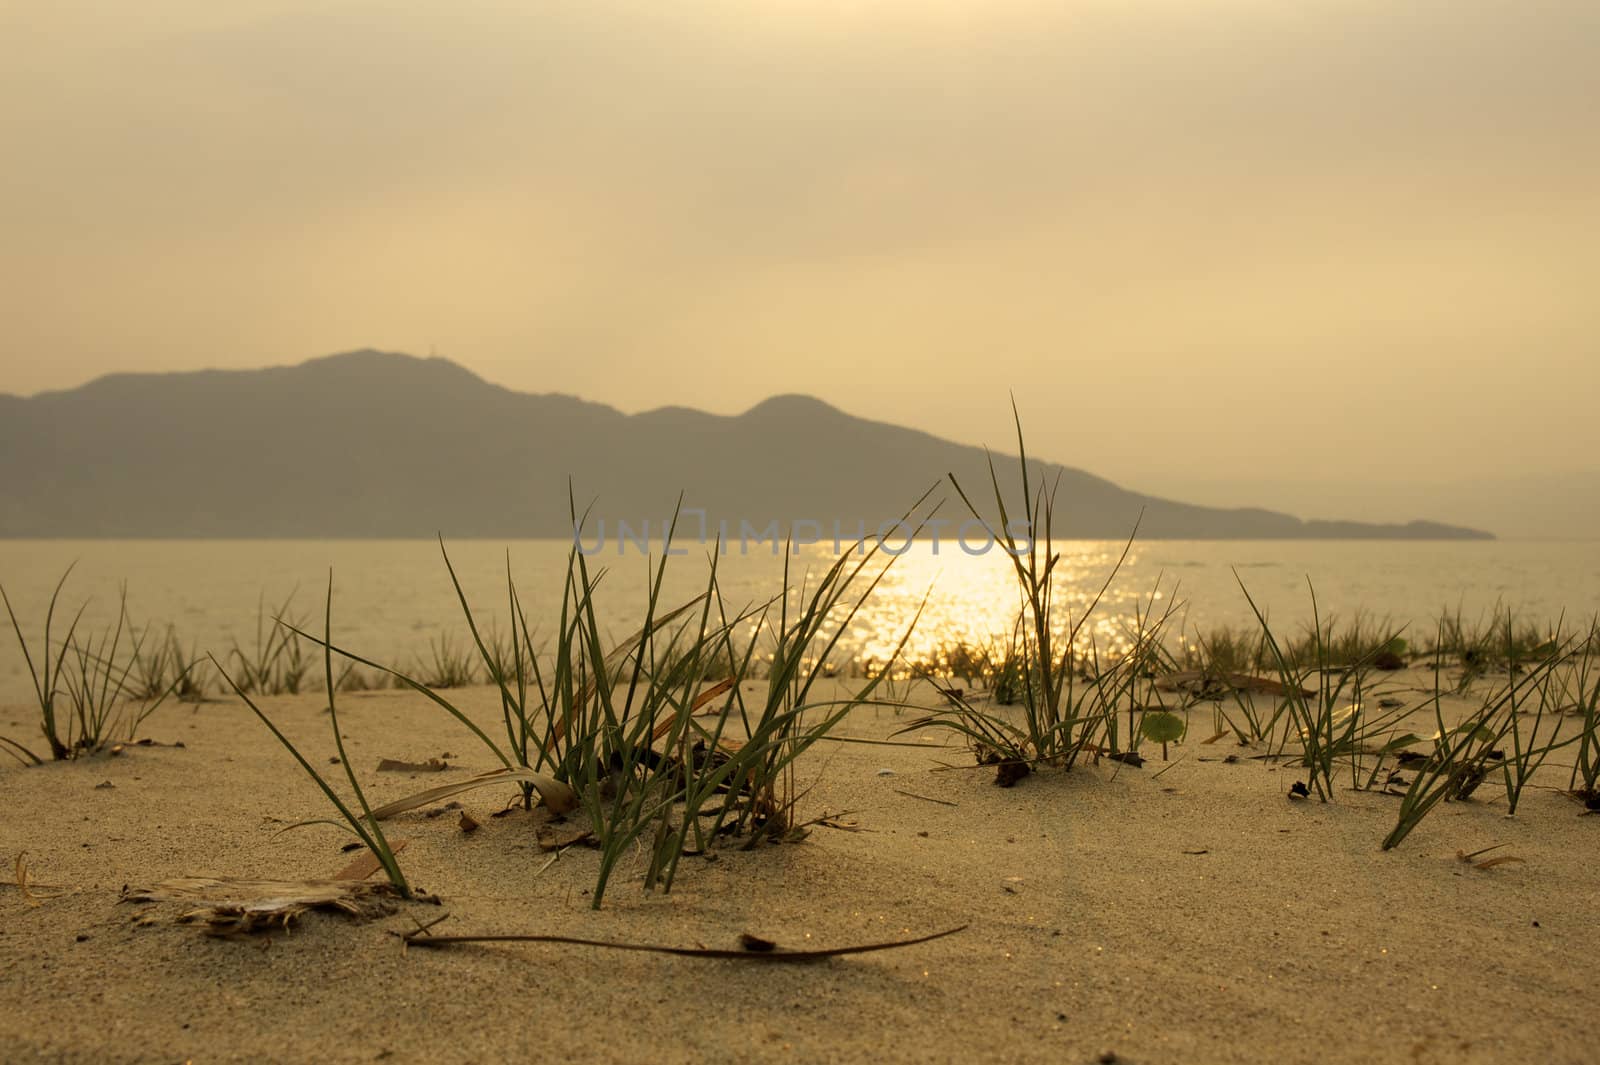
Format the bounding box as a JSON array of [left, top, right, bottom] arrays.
[[0, 351, 1493, 540]]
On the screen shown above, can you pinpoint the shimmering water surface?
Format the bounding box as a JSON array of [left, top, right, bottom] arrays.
[[1, 539, 1596, 703]]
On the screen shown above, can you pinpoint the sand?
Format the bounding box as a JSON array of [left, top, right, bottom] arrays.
[[1, 676, 1595, 1064]]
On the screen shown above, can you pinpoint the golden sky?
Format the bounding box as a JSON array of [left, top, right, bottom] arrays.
[[2, 1, 1596, 532]]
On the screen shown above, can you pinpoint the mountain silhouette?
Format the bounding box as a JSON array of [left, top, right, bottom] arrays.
[[0, 350, 1492, 540]]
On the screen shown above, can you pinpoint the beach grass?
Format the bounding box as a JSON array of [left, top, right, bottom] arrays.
[[1235, 577, 1408, 800], [248, 486, 930, 907], [893, 410, 1179, 779], [415, 631, 481, 689], [1564, 619, 1600, 800], [1, 568, 188, 762], [8, 469, 1599, 878], [226, 589, 314, 696], [1, 565, 87, 762], [214, 575, 412, 898]]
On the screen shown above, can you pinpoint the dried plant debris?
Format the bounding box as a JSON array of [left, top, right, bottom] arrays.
[[1456, 844, 1525, 871], [1565, 788, 1600, 813], [397, 915, 968, 962], [993, 760, 1030, 787], [376, 757, 451, 773], [122, 877, 408, 935], [686, 677, 737, 718], [536, 822, 595, 851], [1156, 670, 1315, 699], [973, 745, 1032, 787], [1379, 771, 1412, 796], [11, 852, 66, 905], [797, 810, 863, 833], [892, 788, 958, 807], [367, 767, 579, 819]]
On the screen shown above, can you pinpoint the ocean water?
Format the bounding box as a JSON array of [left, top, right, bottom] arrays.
[[1, 538, 1596, 704]]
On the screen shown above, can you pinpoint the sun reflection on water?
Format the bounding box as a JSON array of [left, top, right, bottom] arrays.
[[782, 541, 1171, 676], [2, 537, 1593, 702]]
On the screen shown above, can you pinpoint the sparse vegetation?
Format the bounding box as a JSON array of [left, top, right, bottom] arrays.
[[1235, 578, 1410, 801], [227, 590, 314, 696], [258, 490, 929, 908], [2, 568, 187, 763], [5, 476, 1597, 907], [415, 632, 480, 689], [895, 411, 1184, 781], [214, 577, 412, 898], [127, 623, 207, 703], [1564, 620, 1600, 801], [1, 565, 86, 762]]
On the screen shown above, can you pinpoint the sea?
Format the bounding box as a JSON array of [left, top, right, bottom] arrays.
[[1, 538, 1597, 704]]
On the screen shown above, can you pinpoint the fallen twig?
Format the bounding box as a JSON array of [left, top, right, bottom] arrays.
[[892, 788, 958, 807], [396, 920, 968, 961]]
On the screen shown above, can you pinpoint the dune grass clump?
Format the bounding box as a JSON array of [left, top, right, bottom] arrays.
[[2, 566, 189, 764], [227, 590, 314, 696], [1, 566, 85, 762], [1177, 609, 1597, 848], [905, 639, 1005, 692], [1383, 621, 1584, 848], [258, 491, 926, 908], [1423, 601, 1563, 691], [415, 632, 480, 689], [1280, 612, 1407, 671], [1563, 620, 1600, 802], [894, 412, 1182, 779], [1235, 578, 1415, 801], [1174, 623, 1274, 677], [127, 623, 208, 703]]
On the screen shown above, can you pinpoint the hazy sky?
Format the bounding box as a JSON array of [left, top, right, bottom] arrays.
[[3, 1, 1596, 531]]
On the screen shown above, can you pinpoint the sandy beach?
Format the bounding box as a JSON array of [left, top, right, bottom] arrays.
[[1, 674, 1594, 1065]]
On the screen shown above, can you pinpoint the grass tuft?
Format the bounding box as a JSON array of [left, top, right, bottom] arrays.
[[216, 574, 411, 898]]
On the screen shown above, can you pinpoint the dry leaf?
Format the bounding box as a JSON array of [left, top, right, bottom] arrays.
[[458, 810, 481, 834], [690, 677, 738, 716], [368, 767, 578, 819], [650, 677, 738, 742]]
